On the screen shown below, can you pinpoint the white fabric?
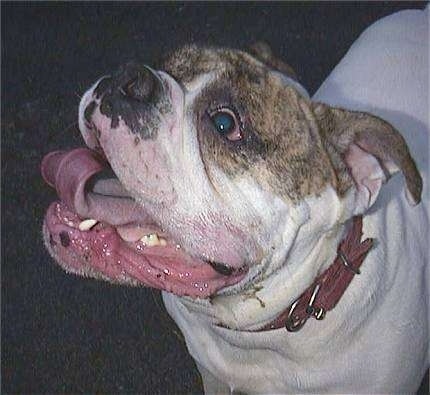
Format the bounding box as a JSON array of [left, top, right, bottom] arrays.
[[164, 8, 429, 393]]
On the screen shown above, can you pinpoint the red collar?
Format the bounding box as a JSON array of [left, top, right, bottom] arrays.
[[257, 215, 373, 332]]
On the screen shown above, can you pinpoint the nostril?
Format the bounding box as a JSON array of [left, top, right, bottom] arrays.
[[120, 66, 159, 102], [100, 98, 113, 116]]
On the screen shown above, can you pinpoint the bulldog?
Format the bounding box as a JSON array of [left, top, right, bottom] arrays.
[[41, 10, 428, 393]]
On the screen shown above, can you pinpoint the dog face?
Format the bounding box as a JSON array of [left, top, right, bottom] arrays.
[[42, 43, 422, 299]]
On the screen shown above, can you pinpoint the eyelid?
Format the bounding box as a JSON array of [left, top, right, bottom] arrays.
[[207, 105, 244, 130], [208, 105, 233, 117]]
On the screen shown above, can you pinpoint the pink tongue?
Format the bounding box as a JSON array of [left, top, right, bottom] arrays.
[[41, 148, 248, 297], [41, 148, 152, 225]]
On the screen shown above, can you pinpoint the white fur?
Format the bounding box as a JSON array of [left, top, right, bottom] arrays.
[[79, 70, 301, 271], [163, 8, 429, 393]]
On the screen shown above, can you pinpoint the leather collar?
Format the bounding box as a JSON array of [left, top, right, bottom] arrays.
[[258, 215, 373, 332]]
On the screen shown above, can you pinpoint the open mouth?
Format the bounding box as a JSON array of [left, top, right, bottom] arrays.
[[41, 147, 247, 298]]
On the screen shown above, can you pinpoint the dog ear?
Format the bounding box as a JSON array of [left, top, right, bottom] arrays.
[[312, 102, 422, 212], [248, 41, 298, 81]]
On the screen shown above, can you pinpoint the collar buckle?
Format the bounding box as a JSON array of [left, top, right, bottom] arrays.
[[241, 216, 373, 333], [285, 283, 326, 332]]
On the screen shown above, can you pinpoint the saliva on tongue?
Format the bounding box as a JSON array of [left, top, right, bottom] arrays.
[[41, 148, 247, 298]]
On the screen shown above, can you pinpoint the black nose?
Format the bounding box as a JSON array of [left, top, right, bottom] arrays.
[[118, 62, 161, 102]]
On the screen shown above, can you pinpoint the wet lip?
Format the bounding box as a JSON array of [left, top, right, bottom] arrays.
[[207, 260, 238, 276], [41, 147, 247, 297]]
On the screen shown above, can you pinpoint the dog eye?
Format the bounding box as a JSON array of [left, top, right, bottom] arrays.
[[209, 108, 243, 142]]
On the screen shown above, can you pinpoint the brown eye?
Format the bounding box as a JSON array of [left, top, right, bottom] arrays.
[[209, 108, 243, 142]]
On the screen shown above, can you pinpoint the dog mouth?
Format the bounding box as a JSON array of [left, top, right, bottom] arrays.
[[41, 147, 247, 298]]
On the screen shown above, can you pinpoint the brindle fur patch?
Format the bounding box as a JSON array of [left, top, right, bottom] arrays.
[[163, 45, 338, 202], [248, 41, 298, 81], [162, 44, 421, 204], [312, 102, 422, 203]]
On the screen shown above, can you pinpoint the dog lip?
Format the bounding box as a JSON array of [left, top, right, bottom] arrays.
[[206, 260, 237, 276]]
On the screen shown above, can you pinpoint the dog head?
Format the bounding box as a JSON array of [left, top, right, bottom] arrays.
[[42, 42, 422, 299]]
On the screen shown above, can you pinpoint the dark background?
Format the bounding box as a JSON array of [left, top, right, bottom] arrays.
[[2, 2, 428, 394]]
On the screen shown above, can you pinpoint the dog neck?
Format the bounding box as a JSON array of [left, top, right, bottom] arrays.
[[257, 215, 373, 332], [182, 186, 359, 331]]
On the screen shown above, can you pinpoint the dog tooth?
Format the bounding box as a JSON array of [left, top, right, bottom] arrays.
[[159, 238, 167, 246], [78, 218, 98, 231], [117, 226, 148, 242], [141, 233, 160, 246]]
